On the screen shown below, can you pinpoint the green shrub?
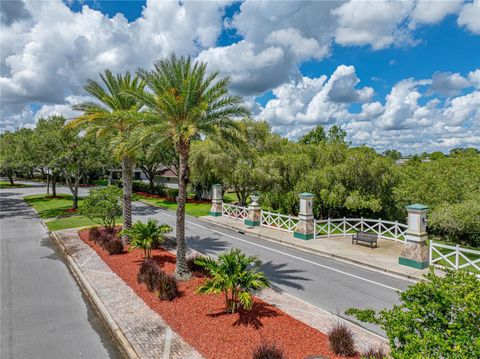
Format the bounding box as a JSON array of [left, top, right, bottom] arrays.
[[328, 323, 356, 357], [132, 181, 166, 196], [165, 188, 179, 201], [186, 253, 211, 276], [346, 269, 480, 358], [429, 199, 480, 247], [121, 219, 172, 259], [79, 186, 122, 233], [196, 248, 270, 313]]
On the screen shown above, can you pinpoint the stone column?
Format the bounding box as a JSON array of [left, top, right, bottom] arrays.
[[399, 204, 429, 269], [208, 184, 223, 217], [244, 194, 261, 227], [293, 193, 315, 240]]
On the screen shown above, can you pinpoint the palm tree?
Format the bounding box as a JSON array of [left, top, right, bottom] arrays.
[[68, 70, 145, 240], [195, 249, 270, 313], [130, 55, 249, 279], [121, 219, 172, 259]]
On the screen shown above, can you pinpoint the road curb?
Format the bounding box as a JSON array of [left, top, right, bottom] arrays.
[[198, 217, 422, 283], [50, 231, 140, 359]]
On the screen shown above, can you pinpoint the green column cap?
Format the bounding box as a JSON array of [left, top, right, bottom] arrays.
[[406, 204, 429, 210], [299, 192, 315, 198]]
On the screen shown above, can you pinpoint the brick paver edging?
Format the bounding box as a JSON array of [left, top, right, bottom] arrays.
[[51, 229, 202, 359]]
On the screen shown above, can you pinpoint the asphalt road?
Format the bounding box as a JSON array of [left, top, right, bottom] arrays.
[[0, 184, 124, 359], [2, 182, 414, 341], [133, 201, 414, 335]]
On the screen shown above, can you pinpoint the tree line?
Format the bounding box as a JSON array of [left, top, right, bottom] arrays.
[[1, 56, 479, 251]]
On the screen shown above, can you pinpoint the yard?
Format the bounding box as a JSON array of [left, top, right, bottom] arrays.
[[0, 181, 31, 189], [23, 194, 123, 231]]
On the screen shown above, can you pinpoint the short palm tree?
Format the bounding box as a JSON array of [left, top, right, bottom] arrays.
[[68, 70, 145, 240], [130, 55, 249, 278], [196, 249, 270, 313], [121, 219, 172, 259]]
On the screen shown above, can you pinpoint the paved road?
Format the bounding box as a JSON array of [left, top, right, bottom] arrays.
[[133, 201, 414, 335], [2, 183, 413, 339], [0, 184, 124, 359]]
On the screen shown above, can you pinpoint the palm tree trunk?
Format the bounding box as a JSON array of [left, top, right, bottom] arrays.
[[121, 156, 133, 242], [174, 145, 191, 279]]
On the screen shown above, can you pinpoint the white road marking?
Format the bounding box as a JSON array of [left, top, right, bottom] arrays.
[[154, 209, 403, 292]]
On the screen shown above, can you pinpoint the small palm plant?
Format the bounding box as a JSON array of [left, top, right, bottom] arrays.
[[121, 219, 172, 259], [195, 249, 270, 314]]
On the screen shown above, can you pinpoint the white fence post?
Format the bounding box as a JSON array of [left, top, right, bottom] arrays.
[[395, 221, 398, 242], [361, 217, 364, 232], [429, 240, 432, 266], [455, 245, 460, 270], [328, 218, 331, 237], [313, 219, 317, 240], [378, 218, 381, 239], [343, 217, 346, 236]]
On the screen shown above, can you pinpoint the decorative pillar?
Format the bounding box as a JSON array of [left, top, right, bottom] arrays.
[[244, 194, 261, 227], [208, 184, 223, 217], [399, 204, 429, 269], [293, 193, 315, 240]]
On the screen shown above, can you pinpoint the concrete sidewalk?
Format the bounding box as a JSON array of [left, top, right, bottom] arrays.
[[201, 215, 429, 280]]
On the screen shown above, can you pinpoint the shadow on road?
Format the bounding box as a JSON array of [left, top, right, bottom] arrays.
[[0, 194, 37, 220], [186, 235, 230, 255], [261, 260, 310, 291]]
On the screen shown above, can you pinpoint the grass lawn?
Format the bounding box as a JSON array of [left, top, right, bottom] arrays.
[[430, 240, 480, 274], [0, 181, 31, 189], [24, 194, 84, 218], [24, 194, 123, 231]]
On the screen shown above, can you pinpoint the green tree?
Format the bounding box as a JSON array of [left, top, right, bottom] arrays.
[[346, 269, 480, 359], [79, 186, 123, 233], [298, 125, 326, 145], [196, 249, 270, 313], [130, 55, 249, 278], [327, 125, 347, 144], [137, 139, 177, 194], [121, 219, 172, 259], [383, 149, 402, 161], [0, 131, 20, 185], [70, 70, 145, 237]]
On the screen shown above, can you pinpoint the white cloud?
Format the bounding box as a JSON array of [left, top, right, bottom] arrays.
[[332, 1, 415, 49], [257, 68, 480, 153], [411, 0, 462, 25], [458, 0, 480, 34], [1, 0, 228, 127], [430, 71, 472, 96]]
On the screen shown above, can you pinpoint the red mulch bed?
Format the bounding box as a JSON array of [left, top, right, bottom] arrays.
[[64, 208, 78, 213], [78, 229, 356, 359], [135, 191, 210, 204]]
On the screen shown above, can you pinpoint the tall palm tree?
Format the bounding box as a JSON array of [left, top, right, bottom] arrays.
[[131, 55, 249, 279], [68, 70, 145, 239]]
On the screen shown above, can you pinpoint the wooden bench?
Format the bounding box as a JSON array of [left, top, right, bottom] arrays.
[[352, 231, 378, 248]]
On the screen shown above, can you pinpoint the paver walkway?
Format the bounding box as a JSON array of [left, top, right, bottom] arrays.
[[202, 215, 429, 280], [54, 229, 202, 359]]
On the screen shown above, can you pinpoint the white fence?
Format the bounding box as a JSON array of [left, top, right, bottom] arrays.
[[430, 241, 480, 275], [261, 210, 299, 233], [222, 203, 248, 220], [314, 217, 408, 243]]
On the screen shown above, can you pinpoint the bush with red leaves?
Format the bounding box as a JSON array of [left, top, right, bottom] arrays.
[[328, 323, 356, 357], [104, 238, 124, 255], [252, 341, 285, 359], [137, 259, 163, 292]]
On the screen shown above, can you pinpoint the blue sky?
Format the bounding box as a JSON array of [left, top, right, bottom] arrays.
[[2, 0, 480, 153]]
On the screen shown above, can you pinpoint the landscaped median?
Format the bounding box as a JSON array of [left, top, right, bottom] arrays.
[[75, 226, 355, 359]]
